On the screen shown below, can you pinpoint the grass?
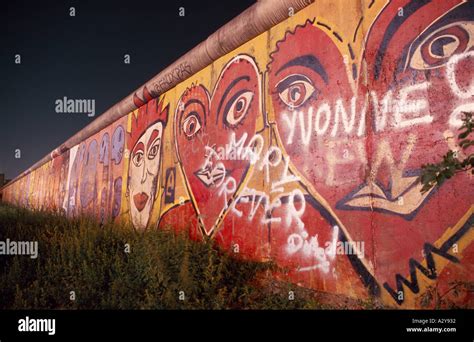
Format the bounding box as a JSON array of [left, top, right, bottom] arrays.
[[0, 203, 327, 309]]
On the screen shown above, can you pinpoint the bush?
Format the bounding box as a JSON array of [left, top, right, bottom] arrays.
[[0, 203, 325, 309]]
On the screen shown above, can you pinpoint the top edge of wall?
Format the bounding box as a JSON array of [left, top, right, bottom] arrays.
[[1, 0, 314, 191]]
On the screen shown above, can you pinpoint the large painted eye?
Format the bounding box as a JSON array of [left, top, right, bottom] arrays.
[[148, 138, 161, 160], [224, 90, 253, 127], [132, 144, 144, 167], [132, 151, 144, 167], [182, 113, 202, 139], [276, 74, 315, 108], [409, 22, 473, 70]]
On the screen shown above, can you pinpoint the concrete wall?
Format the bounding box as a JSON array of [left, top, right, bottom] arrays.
[[2, 0, 473, 308]]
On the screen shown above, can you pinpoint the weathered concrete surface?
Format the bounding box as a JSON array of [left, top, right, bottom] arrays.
[[2, 0, 473, 308]]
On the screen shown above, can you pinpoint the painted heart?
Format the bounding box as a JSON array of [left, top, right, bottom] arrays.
[[175, 55, 262, 236], [268, 1, 474, 304]]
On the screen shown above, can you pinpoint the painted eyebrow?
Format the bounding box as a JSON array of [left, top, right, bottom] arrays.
[[216, 75, 250, 124], [132, 141, 144, 155], [184, 99, 207, 126], [146, 129, 160, 151], [178, 99, 207, 134], [373, 0, 429, 80], [275, 54, 329, 84], [275, 74, 312, 93]]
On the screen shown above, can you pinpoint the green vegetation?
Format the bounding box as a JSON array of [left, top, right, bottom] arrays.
[[419, 112, 474, 192], [419, 280, 474, 309], [0, 204, 328, 309]]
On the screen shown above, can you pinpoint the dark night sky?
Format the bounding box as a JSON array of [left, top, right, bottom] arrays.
[[0, 0, 255, 180]]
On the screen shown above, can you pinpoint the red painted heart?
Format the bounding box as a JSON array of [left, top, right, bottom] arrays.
[[175, 55, 262, 236]]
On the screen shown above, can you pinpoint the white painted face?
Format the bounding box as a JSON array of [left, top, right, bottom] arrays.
[[128, 121, 163, 229]]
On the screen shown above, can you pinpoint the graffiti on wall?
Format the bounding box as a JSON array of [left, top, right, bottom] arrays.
[[126, 97, 169, 229], [2, 0, 473, 308]]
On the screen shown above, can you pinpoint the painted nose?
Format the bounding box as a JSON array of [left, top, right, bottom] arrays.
[[140, 161, 147, 184]]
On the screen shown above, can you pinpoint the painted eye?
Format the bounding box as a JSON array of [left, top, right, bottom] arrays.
[[276, 74, 315, 108], [132, 150, 144, 167], [409, 22, 473, 70], [224, 90, 253, 127], [148, 139, 161, 160], [182, 113, 202, 139]]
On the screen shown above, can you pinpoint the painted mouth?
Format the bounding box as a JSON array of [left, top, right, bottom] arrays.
[[336, 176, 431, 218], [133, 192, 149, 212], [194, 164, 227, 188]]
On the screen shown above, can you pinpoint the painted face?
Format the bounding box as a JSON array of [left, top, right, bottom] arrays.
[[175, 55, 261, 236], [357, 0, 474, 304], [269, 20, 354, 206], [333, 0, 474, 214], [269, 0, 474, 305], [128, 121, 163, 229]]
